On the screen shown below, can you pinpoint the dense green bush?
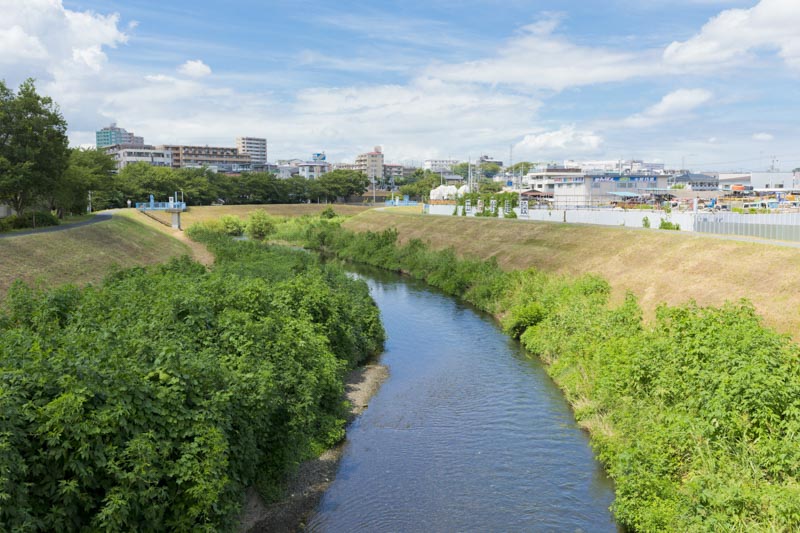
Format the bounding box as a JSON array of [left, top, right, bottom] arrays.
[[219, 215, 245, 236], [0, 211, 60, 232], [245, 210, 276, 240], [659, 218, 680, 231], [291, 220, 800, 532], [320, 206, 337, 219], [0, 239, 384, 530]]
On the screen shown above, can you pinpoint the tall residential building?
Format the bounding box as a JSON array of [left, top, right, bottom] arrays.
[[103, 144, 172, 171], [96, 123, 144, 148], [236, 137, 267, 168], [355, 146, 385, 182], [158, 145, 251, 172]]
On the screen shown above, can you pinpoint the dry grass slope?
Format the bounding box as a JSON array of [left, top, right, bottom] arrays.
[[0, 215, 191, 298], [344, 210, 800, 337]]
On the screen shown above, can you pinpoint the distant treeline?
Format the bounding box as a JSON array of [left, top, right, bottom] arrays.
[[0, 226, 384, 530], [289, 220, 800, 532]]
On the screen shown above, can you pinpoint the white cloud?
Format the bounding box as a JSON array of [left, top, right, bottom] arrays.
[[514, 126, 603, 157], [178, 59, 212, 78], [623, 88, 713, 127], [753, 132, 774, 141], [663, 0, 800, 70], [0, 25, 48, 62], [431, 14, 658, 91]]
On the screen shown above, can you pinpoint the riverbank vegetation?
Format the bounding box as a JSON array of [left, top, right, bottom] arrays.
[[0, 230, 384, 530], [287, 218, 800, 532], [342, 209, 800, 338]]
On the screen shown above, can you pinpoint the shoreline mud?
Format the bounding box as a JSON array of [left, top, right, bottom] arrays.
[[240, 362, 388, 532]]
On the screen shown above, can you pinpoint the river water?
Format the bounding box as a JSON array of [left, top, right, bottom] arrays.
[[307, 266, 618, 532]]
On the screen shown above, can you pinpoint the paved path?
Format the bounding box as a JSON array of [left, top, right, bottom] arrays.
[[0, 213, 112, 238]]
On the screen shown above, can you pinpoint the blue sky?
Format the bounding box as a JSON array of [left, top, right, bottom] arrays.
[[3, 0, 798, 170]]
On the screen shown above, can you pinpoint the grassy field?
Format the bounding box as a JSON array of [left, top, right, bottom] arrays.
[[344, 210, 800, 337], [145, 204, 373, 227], [0, 215, 191, 298]]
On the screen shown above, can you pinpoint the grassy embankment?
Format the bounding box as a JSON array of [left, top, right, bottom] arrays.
[[344, 209, 800, 337], [0, 214, 190, 298], [145, 204, 372, 228]]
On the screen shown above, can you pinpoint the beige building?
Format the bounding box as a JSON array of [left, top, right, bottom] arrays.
[[158, 145, 251, 172], [355, 146, 385, 182], [236, 137, 267, 168], [104, 144, 172, 170]]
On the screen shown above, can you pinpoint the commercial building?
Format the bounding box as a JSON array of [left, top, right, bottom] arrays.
[[158, 144, 251, 172], [423, 159, 460, 173], [236, 137, 267, 168], [104, 144, 172, 170], [96, 123, 144, 148]]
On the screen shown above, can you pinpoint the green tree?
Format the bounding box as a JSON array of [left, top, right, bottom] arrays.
[[315, 170, 369, 202], [53, 148, 116, 215], [452, 162, 471, 178], [399, 170, 440, 198], [509, 161, 535, 175], [479, 162, 501, 179], [0, 79, 69, 214]]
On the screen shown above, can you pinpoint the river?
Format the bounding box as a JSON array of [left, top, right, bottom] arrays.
[[307, 265, 619, 532]]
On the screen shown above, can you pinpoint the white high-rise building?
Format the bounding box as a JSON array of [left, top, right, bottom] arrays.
[[236, 137, 267, 167]]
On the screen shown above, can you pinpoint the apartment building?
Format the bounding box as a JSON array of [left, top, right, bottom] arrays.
[[96, 123, 144, 148], [158, 144, 251, 172], [236, 137, 267, 168], [423, 159, 460, 173], [355, 146, 385, 182], [103, 144, 172, 170]]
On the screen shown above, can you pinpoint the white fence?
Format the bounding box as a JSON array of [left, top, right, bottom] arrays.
[[425, 204, 800, 242]]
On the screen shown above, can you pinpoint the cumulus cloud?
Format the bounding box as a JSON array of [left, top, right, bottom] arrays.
[[178, 59, 212, 78], [514, 126, 603, 157], [753, 132, 774, 141], [0, 0, 126, 77], [664, 0, 800, 70], [624, 88, 713, 127]]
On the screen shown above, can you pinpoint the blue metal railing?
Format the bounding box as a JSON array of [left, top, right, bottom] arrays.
[[136, 201, 187, 211]]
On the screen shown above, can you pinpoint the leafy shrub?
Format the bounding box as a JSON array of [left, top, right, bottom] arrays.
[[320, 206, 337, 219], [659, 218, 680, 231], [245, 210, 276, 240], [503, 301, 545, 338], [219, 215, 244, 236], [642, 216, 650, 228], [503, 209, 517, 219]]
